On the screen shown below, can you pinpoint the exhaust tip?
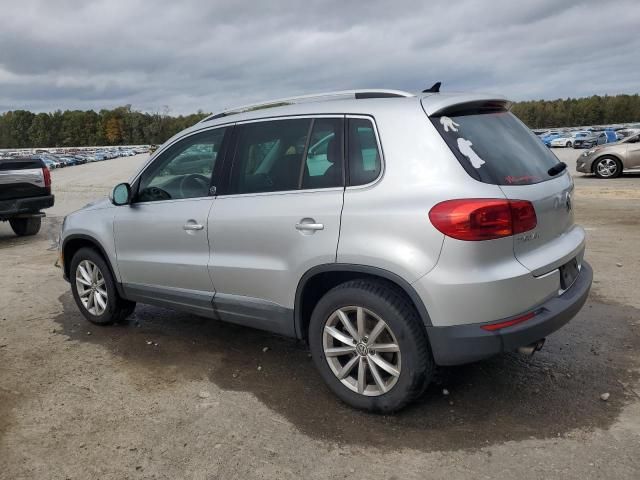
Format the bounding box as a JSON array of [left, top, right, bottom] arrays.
[[517, 339, 545, 356]]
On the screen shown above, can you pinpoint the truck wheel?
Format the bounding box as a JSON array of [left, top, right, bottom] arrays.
[[9, 217, 41, 236], [309, 279, 433, 412], [70, 247, 136, 325]]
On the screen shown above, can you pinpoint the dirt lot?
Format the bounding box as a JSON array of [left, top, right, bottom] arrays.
[[1, 150, 639, 479]]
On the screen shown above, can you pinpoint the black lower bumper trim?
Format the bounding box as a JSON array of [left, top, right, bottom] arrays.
[[427, 261, 593, 366], [0, 195, 54, 218]]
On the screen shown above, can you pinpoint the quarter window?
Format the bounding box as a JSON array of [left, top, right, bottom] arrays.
[[137, 128, 226, 202], [347, 118, 381, 186]]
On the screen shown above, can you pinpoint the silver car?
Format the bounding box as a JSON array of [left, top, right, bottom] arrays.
[[60, 89, 592, 411]]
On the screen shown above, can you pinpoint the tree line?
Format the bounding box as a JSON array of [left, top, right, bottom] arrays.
[[1, 94, 639, 149], [0, 105, 208, 149], [511, 94, 640, 129]]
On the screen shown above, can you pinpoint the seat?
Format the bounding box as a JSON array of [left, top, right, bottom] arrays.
[[304, 138, 342, 189]]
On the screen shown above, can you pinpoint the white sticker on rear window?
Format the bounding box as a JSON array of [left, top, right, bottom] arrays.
[[440, 116, 459, 132], [457, 138, 485, 169]]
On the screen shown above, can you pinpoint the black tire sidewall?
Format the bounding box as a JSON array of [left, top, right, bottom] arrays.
[[69, 247, 120, 325], [309, 283, 430, 412], [9, 217, 41, 236]]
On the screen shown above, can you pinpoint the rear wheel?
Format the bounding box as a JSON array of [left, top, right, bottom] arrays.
[[565, 141, 572, 148], [594, 156, 622, 179], [309, 279, 433, 412], [9, 216, 41, 236], [70, 247, 136, 325]]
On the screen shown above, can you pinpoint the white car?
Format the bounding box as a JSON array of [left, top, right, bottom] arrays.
[[550, 131, 591, 148]]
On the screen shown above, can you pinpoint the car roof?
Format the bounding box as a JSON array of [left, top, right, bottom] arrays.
[[171, 90, 511, 143]]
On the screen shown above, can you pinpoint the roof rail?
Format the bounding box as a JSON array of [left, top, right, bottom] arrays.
[[200, 89, 415, 123]]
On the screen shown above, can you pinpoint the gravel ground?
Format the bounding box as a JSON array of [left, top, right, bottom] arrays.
[[1, 150, 639, 479]]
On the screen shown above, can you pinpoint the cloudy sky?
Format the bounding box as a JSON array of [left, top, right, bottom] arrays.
[[0, 0, 638, 114]]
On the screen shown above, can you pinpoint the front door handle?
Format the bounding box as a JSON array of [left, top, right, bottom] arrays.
[[183, 223, 204, 231], [295, 222, 324, 231]]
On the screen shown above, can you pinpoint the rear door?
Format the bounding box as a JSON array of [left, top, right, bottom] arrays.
[[430, 106, 584, 275], [207, 116, 345, 336]]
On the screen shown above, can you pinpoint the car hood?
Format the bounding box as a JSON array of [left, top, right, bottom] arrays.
[[80, 196, 113, 211]]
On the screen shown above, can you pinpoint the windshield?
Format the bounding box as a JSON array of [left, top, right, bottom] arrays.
[[432, 111, 560, 185]]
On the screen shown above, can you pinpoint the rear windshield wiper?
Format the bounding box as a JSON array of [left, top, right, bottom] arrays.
[[548, 162, 567, 177]]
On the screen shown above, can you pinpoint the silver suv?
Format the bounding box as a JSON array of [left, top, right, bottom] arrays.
[[60, 89, 592, 412]]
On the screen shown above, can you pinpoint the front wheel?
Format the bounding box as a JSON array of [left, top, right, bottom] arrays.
[[594, 156, 622, 179], [309, 280, 433, 412], [9, 216, 41, 236], [70, 247, 136, 325], [566, 141, 572, 148]]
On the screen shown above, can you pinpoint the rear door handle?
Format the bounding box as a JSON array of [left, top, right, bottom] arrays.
[[183, 223, 204, 231], [295, 222, 324, 231]]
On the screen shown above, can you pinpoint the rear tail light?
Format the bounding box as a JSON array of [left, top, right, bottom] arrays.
[[429, 199, 536, 241], [42, 167, 52, 192]]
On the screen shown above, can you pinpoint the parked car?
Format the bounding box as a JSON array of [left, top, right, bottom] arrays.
[[59, 89, 592, 412], [41, 158, 58, 170], [0, 156, 54, 236], [541, 131, 568, 147], [576, 132, 640, 178], [549, 131, 590, 148], [573, 131, 608, 149]]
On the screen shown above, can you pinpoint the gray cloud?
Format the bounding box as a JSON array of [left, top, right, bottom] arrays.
[[0, 0, 638, 114]]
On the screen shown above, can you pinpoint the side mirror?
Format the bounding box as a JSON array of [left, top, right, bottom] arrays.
[[111, 183, 132, 206]]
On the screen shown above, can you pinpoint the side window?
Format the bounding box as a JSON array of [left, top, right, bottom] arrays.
[[347, 118, 381, 186], [302, 118, 344, 189], [230, 119, 311, 194], [137, 127, 226, 202]]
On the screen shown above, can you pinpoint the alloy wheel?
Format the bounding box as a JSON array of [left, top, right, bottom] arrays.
[[596, 158, 618, 178], [75, 260, 108, 316], [322, 306, 401, 396]]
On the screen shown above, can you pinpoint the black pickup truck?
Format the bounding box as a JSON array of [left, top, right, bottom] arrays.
[[0, 156, 54, 236]]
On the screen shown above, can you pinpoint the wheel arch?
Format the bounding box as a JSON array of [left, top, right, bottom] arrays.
[[62, 234, 126, 297], [294, 264, 433, 340]]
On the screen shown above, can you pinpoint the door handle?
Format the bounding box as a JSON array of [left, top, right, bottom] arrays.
[[295, 222, 324, 231], [183, 223, 204, 231]]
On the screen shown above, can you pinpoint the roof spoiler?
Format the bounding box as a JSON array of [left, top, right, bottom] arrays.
[[425, 98, 512, 117]]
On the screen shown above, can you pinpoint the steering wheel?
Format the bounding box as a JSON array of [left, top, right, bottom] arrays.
[[139, 186, 171, 202], [179, 173, 210, 198]]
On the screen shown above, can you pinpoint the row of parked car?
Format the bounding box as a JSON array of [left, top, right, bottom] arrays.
[[534, 126, 640, 149], [0, 146, 150, 170]]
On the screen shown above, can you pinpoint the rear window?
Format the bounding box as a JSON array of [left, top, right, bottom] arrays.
[[431, 110, 560, 185]]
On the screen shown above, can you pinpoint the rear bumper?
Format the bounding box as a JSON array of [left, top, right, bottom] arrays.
[[0, 195, 54, 218], [426, 261, 593, 366]]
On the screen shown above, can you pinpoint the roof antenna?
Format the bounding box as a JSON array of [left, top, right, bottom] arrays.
[[423, 82, 441, 93]]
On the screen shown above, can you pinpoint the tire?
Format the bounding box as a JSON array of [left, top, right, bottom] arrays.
[[9, 217, 41, 236], [308, 279, 433, 412], [593, 156, 622, 179], [566, 141, 572, 148], [70, 247, 136, 325]]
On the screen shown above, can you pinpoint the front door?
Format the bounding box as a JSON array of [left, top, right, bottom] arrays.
[[208, 117, 345, 335], [114, 126, 229, 315]]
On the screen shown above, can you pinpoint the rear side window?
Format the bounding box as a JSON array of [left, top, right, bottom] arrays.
[[347, 118, 381, 186], [431, 111, 559, 185], [302, 118, 344, 189], [230, 118, 311, 194]]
